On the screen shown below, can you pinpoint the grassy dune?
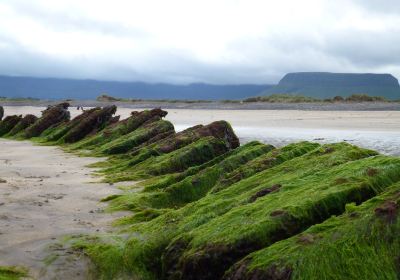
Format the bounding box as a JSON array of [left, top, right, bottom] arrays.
[[1, 103, 400, 280]]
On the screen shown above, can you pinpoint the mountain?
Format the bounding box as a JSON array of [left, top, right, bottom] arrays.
[[0, 75, 272, 101], [263, 72, 400, 100]]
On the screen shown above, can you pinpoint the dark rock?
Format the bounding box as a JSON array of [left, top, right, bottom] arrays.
[[7, 114, 38, 136], [0, 106, 3, 121], [25, 103, 70, 138], [63, 105, 117, 143], [224, 262, 292, 280], [152, 121, 239, 155], [249, 184, 281, 203], [0, 115, 23, 136], [366, 167, 379, 177], [375, 201, 398, 223]]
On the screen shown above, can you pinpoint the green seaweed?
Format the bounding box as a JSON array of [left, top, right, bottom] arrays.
[[0, 266, 28, 280], [107, 141, 273, 214], [225, 181, 400, 280]]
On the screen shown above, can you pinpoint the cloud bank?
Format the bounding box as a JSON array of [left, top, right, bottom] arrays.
[[0, 0, 399, 84]]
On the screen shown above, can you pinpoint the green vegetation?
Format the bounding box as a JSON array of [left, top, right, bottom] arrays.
[[96, 94, 213, 104], [0, 96, 39, 102], [243, 93, 391, 103], [243, 94, 321, 103], [0, 266, 27, 280], [2, 104, 400, 279], [225, 181, 400, 280]]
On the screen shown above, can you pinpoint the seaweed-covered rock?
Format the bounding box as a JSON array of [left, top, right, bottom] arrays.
[[6, 114, 38, 137], [212, 142, 319, 193], [224, 181, 400, 280], [0, 115, 22, 136], [108, 142, 274, 214], [128, 121, 239, 159], [224, 262, 292, 280], [162, 146, 394, 280], [99, 120, 175, 155], [63, 105, 117, 143], [25, 103, 70, 138], [69, 108, 168, 150], [118, 108, 168, 134], [155, 121, 239, 154], [0, 106, 3, 121], [44, 107, 100, 141]]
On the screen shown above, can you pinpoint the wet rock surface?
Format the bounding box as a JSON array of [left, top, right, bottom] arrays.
[[24, 103, 70, 138], [0, 115, 23, 136]]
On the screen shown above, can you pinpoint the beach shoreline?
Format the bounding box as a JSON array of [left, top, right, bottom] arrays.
[[0, 139, 127, 279], [3, 106, 400, 156]]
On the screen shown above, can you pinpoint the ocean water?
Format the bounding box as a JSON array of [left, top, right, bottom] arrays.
[[175, 125, 400, 157]]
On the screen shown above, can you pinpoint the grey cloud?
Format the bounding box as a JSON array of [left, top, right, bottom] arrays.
[[0, 0, 400, 84], [354, 0, 400, 14], [6, 1, 148, 38]]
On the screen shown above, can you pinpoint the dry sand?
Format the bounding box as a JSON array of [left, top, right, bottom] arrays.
[[0, 139, 127, 279], [3, 106, 400, 155]]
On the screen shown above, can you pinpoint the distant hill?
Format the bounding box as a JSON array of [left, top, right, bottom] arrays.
[[263, 72, 400, 100], [0, 75, 272, 101]]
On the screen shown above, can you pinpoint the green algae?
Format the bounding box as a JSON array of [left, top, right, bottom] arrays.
[[102, 136, 230, 182], [0, 115, 22, 136], [106, 141, 273, 215], [96, 120, 174, 155], [0, 266, 28, 280], [225, 181, 400, 280]]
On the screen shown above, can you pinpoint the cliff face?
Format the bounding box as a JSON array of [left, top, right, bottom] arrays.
[[265, 72, 400, 100]]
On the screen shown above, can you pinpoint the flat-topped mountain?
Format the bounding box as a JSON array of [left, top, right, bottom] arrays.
[[264, 72, 400, 100], [0, 75, 271, 101]]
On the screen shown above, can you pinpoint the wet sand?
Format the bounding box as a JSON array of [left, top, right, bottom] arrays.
[[4, 106, 400, 156], [0, 139, 126, 279]]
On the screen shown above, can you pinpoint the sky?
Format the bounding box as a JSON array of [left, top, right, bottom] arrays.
[[0, 0, 400, 84]]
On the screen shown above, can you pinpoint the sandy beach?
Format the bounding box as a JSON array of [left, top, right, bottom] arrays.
[[3, 106, 400, 156], [0, 139, 126, 279]]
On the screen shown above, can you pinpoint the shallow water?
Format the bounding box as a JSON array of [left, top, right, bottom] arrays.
[[174, 124, 400, 156], [234, 127, 400, 156], [3, 106, 400, 156]]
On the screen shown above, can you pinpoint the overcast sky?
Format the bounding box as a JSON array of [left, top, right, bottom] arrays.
[[0, 0, 399, 84]]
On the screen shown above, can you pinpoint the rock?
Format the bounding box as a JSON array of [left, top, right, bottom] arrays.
[[148, 120, 240, 155], [0, 178, 7, 183], [375, 201, 398, 223], [224, 262, 292, 280], [63, 105, 117, 143], [0, 115, 23, 136], [0, 106, 3, 121], [248, 184, 281, 203], [25, 103, 70, 138], [7, 114, 38, 136]]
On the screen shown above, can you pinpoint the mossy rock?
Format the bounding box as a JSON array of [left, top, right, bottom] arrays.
[[0, 115, 22, 136], [225, 181, 400, 280], [62, 105, 117, 143], [24, 102, 70, 138], [5, 114, 38, 137], [68, 108, 168, 150]]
